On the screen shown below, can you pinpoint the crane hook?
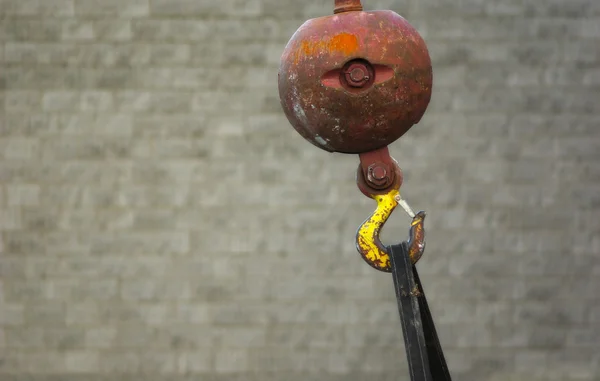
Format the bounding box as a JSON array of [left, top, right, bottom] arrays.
[[355, 158, 426, 273]]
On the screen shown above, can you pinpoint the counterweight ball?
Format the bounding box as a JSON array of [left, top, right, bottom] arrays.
[[278, 5, 432, 154]]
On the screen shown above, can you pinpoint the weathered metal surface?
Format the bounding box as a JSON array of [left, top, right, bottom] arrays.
[[355, 187, 426, 272], [356, 146, 401, 195], [355, 189, 399, 271], [407, 211, 426, 264], [389, 243, 452, 381], [334, 0, 363, 14], [278, 6, 432, 153]]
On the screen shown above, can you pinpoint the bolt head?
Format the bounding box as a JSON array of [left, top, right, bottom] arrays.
[[367, 163, 389, 185], [371, 165, 387, 180], [345, 63, 370, 87], [350, 67, 366, 82]]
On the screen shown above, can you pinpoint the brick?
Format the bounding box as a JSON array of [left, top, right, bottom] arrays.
[[98, 352, 141, 372], [85, 231, 189, 255], [566, 328, 600, 347], [65, 351, 100, 372], [135, 68, 212, 89], [1, 138, 40, 160], [116, 91, 193, 112], [148, 44, 191, 65], [542, 350, 596, 378], [543, 66, 587, 85], [1, 0, 75, 16], [113, 323, 160, 347], [344, 323, 403, 347], [133, 114, 207, 137], [0, 257, 27, 279], [411, 0, 487, 16], [4, 43, 72, 65], [84, 327, 117, 348], [0, 20, 62, 42], [41, 136, 131, 160], [5, 67, 81, 89], [7, 184, 40, 206], [82, 45, 152, 67], [131, 161, 202, 185], [178, 350, 212, 372], [11, 352, 67, 373], [120, 278, 192, 300], [75, 0, 149, 16], [80, 68, 138, 89], [42, 91, 81, 111], [80, 91, 114, 111], [61, 20, 95, 40], [149, 0, 218, 15], [44, 327, 86, 350], [0, 305, 25, 326], [1, 115, 33, 138], [4, 326, 44, 348], [438, 322, 493, 348], [65, 302, 99, 325], [93, 20, 132, 41], [212, 326, 266, 347], [579, 18, 600, 37], [132, 20, 212, 41], [24, 303, 66, 325], [109, 185, 191, 207], [0, 206, 22, 230], [4, 91, 42, 111], [215, 348, 249, 373], [556, 137, 600, 158], [226, 0, 263, 16], [524, 0, 600, 17], [191, 90, 264, 114], [140, 352, 180, 373], [32, 114, 133, 135], [48, 279, 119, 301]]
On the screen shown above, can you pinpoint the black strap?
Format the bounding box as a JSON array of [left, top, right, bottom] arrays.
[[389, 243, 452, 381]]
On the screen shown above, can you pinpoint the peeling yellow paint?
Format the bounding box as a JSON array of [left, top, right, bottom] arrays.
[[356, 189, 426, 272], [356, 189, 399, 272]]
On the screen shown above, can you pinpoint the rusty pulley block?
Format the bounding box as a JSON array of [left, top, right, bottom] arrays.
[[278, 0, 432, 271], [278, 1, 452, 380]]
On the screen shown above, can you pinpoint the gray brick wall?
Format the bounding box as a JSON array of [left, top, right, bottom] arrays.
[[1, 0, 599, 380]]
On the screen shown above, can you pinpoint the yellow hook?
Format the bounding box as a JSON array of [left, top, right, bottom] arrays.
[[355, 188, 426, 272]]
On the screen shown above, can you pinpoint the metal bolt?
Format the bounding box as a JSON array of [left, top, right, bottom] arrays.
[[371, 165, 387, 180], [345, 62, 370, 88], [350, 67, 366, 82], [367, 163, 388, 186]]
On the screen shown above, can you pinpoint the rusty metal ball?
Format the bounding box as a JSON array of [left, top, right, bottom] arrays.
[[278, 9, 433, 154]]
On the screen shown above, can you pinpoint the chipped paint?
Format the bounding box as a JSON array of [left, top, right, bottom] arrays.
[[278, 8, 432, 153], [315, 135, 328, 146], [356, 189, 426, 272], [355, 189, 399, 272], [294, 33, 359, 64]]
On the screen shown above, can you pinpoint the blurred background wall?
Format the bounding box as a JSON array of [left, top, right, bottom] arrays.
[[1, 0, 599, 380]]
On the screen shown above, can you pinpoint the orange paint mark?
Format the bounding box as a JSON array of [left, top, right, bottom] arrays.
[[328, 33, 359, 55], [294, 33, 359, 64]]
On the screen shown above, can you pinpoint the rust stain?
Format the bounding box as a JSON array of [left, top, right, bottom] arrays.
[[294, 33, 359, 64]]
